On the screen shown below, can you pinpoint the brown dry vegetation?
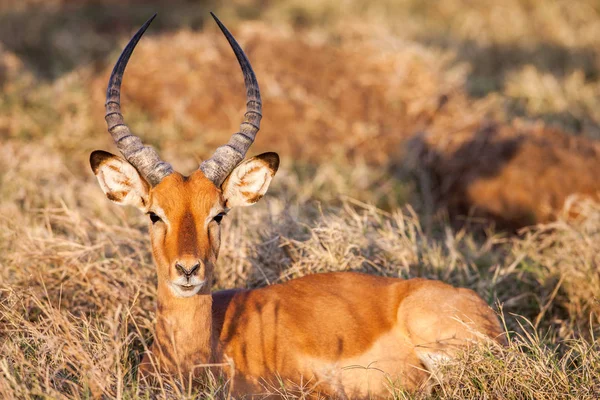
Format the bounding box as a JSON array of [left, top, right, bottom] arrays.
[[1, 0, 600, 399]]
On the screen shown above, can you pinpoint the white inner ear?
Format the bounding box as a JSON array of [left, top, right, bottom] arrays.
[[223, 158, 274, 208], [95, 157, 149, 210]]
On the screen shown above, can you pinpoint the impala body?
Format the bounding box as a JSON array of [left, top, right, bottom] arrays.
[[91, 14, 505, 398]]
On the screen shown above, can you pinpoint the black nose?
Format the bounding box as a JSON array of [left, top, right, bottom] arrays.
[[175, 262, 200, 277]]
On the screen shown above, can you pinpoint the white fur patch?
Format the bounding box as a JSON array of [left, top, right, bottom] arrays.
[[301, 329, 418, 397], [222, 158, 274, 208], [169, 279, 206, 298], [95, 157, 149, 210], [416, 352, 452, 373], [151, 204, 170, 227], [204, 202, 226, 230]]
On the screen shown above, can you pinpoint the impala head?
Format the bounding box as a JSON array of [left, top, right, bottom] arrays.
[[90, 13, 278, 298]]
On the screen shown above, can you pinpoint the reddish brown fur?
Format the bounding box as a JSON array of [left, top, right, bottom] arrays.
[[215, 274, 504, 396], [91, 151, 503, 396], [138, 171, 221, 381], [106, 191, 127, 202], [141, 269, 504, 397], [129, 170, 504, 397], [148, 171, 221, 284], [177, 211, 199, 257]]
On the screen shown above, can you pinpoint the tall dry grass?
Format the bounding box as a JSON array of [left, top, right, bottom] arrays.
[[1, 0, 600, 398]]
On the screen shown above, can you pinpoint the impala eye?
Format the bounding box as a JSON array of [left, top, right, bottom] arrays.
[[148, 212, 161, 224], [213, 212, 226, 225]]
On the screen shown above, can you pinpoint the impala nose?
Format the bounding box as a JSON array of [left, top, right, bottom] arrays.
[[175, 261, 201, 278]]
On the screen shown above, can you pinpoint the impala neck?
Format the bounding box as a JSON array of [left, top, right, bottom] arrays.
[[154, 280, 215, 374]]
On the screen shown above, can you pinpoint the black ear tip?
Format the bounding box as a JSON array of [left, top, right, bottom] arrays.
[[258, 152, 280, 172], [90, 150, 115, 173]]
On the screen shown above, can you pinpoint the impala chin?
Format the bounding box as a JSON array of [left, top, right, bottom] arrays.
[[169, 278, 206, 298]]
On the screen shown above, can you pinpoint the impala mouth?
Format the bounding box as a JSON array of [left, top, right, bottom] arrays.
[[169, 280, 206, 297], [178, 284, 197, 292]]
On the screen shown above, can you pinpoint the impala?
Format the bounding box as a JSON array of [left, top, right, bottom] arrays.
[[91, 13, 505, 398]]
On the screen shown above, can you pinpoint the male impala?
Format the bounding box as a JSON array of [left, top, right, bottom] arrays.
[[91, 13, 505, 398]]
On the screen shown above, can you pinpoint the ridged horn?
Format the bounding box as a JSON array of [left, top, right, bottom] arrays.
[[105, 14, 173, 187], [199, 12, 262, 187]]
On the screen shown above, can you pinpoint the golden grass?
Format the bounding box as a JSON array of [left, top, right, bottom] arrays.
[[1, 0, 600, 398]]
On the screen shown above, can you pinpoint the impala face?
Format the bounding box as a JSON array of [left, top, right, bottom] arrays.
[[146, 172, 223, 297], [91, 150, 279, 298], [90, 13, 277, 298]]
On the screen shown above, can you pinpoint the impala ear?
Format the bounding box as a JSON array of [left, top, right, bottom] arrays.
[[90, 150, 150, 211], [221, 152, 279, 208]]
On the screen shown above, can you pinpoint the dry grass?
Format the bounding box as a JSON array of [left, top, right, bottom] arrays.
[[1, 0, 600, 398]]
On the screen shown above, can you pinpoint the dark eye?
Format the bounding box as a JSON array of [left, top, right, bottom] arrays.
[[148, 212, 161, 224], [213, 212, 226, 225]]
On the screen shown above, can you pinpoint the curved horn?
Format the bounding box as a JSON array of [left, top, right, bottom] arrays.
[[199, 12, 262, 187], [105, 14, 173, 187]]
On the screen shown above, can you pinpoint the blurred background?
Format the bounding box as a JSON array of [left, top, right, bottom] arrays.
[[2, 0, 600, 228], [1, 1, 599, 398]]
